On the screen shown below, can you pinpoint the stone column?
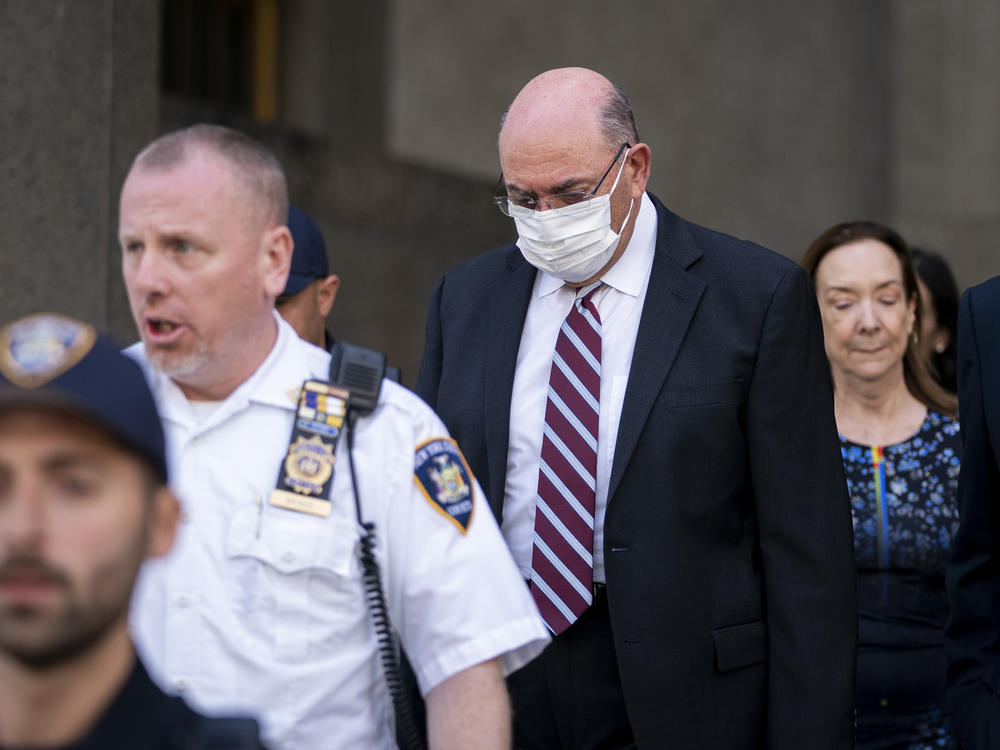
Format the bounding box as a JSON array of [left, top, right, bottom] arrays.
[[0, 0, 159, 340]]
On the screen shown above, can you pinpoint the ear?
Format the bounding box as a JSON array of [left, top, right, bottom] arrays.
[[146, 487, 180, 559], [625, 143, 652, 199], [261, 224, 294, 299], [316, 274, 340, 317]]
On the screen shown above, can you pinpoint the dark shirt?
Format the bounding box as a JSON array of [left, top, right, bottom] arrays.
[[0, 658, 261, 750]]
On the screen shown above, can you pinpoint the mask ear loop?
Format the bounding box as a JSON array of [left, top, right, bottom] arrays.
[[609, 147, 635, 234], [616, 196, 636, 235]]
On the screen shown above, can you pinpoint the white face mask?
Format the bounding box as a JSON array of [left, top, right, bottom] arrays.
[[510, 148, 634, 283]]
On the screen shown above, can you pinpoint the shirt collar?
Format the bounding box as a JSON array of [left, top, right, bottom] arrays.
[[537, 192, 657, 299], [242, 311, 319, 410]]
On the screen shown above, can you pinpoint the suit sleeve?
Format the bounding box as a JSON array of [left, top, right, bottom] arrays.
[[744, 265, 857, 749], [415, 274, 446, 410], [946, 286, 1000, 749]]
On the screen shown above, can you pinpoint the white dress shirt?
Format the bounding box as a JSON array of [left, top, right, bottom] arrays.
[[128, 314, 549, 750], [502, 192, 657, 583]]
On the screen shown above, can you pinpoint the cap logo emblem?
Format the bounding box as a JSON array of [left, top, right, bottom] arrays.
[[0, 314, 97, 388]]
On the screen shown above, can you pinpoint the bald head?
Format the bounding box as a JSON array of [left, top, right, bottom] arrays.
[[494, 68, 651, 286], [499, 67, 638, 154]]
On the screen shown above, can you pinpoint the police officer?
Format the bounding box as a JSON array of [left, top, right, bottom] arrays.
[[276, 204, 340, 351], [119, 124, 548, 750], [0, 313, 263, 749]]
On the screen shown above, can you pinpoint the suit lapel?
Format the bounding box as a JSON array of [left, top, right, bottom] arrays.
[[484, 246, 537, 518], [608, 200, 706, 502]]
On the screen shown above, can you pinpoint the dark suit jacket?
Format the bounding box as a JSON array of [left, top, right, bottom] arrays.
[[416, 194, 856, 749], [947, 275, 1000, 749]]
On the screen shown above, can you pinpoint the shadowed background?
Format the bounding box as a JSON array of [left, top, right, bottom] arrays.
[[2, 0, 997, 385]]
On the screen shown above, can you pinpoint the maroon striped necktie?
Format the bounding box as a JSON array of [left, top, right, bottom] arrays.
[[529, 281, 602, 634]]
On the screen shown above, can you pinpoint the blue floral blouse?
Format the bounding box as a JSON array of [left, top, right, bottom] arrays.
[[840, 411, 961, 750], [843, 412, 961, 572]]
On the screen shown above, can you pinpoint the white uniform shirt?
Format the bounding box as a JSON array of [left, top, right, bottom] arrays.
[[502, 193, 657, 582], [128, 314, 549, 750]]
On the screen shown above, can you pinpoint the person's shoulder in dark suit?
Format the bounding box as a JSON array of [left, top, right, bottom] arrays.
[[652, 196, 813, 293], [946, 274, 1000, 750]]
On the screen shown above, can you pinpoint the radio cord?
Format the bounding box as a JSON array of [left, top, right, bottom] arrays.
[[345, 413, 428, 750]]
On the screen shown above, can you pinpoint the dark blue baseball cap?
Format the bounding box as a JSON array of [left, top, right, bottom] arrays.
[[283, 204, 329, 296], [0, 314, 168, 483]]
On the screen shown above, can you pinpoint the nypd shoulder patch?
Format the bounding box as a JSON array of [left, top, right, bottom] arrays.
[[413, 438, 474, 534]]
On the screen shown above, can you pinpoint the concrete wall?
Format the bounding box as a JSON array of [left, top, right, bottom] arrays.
[[387, 0, 891, 262], [0, 0, 159, 342], [889, 0, 1000, 289], [388, 0, 1000, 291], [3, 0, 998, 384]]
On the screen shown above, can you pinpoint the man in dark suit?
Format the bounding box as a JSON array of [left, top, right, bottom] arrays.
[[946, 274, 1000, 749], [416, 67, 856, 749]]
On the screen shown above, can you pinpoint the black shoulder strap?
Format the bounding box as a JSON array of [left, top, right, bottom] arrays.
[[191, 717, 265, 749]]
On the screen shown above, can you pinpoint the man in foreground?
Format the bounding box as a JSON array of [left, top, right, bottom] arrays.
[[417, 67, 856, 749], [120, 124, 548, 750], [0, 313, 262, 748]]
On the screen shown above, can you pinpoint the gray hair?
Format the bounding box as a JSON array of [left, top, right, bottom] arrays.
[[600, 83, 639, 148], [130, 124, 288, 226]]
